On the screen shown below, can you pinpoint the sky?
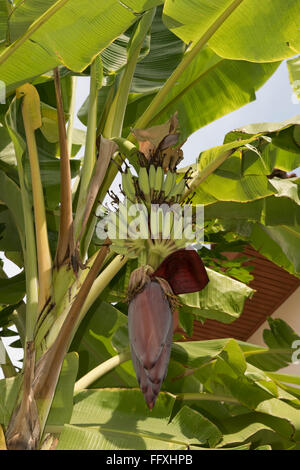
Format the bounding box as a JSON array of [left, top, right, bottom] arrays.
[[1, 59, 300, 376]]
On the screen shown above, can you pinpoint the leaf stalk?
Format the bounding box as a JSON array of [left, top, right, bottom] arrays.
[[53, 68, 74, 267], [74, 58, 102, 243], [74, 350, 131, 393], [17, 84, 52, 314]]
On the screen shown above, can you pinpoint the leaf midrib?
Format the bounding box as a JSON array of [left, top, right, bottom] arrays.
[[80, 337, 129, 387], [68, 422, 193, 447], [147, 57, 224, 126]]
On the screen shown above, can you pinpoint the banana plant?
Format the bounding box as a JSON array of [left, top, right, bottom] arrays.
[[1, 0, 300, 450]]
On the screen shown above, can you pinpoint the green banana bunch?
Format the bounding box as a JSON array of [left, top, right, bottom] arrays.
[[120, 162, 187, 224]]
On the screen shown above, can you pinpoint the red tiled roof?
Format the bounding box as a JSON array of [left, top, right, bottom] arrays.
[[190, 246, 300, 342]]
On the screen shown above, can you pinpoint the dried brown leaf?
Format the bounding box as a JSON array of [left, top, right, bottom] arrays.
[[132, 114, 180, 159]]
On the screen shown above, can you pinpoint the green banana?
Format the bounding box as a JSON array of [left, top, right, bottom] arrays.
[[138, 166, 151, 202], [173, 210, 183, 240], [168, 177, 186, 200], [162, 210, 173, 239], [122, 169, 136, 202], [154, 166, 164, 193], [150, 208, 160, 239], [163, 171, 177, 198], [116, 209, 128, 240], [149, 165, 156, 189]]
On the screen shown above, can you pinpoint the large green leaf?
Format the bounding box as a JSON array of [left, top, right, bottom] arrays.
[[0, 126, 18, 177], [251, 223, 300, 275], [99, 5, 183, 89], [0, 0, 163, 93], [203, 178, 300, 227], [170, 337, 296, 374], [0, 271, 25, 305], [199, 173, 275, 204], [263, 318, 300, 360], [78, 7, 185, 127], [6, 0, 163, 45], [178, 340, 300, 444], [163, 0, 300, 62], [0, 170, 24, 249], [7, 0, 57, 43], [221, 217, 300, 277], [0, 375, 22, 426], [168, 338, 300, 448], [132, 6, 185, 93], [168, 328, 299, 401], [266, 372, 300, 401], [57, 389, 221, 450], [222, 116, 300, 178], [241, 341, 299, 373], [218, 413, 296, 449], [204, 199, 263, 222], [255, 398, 300, 442], [264, 178, 300, 226], [0, 303, 20, 328], [198, 137, 262, 173], [288, 55, 300, 103], [0, 1, 8, 47], [212, 355, 290, 406], [191, 118, 300, 276], [179, 268, 253, 324], [171, 338, 237, 369], [0, 206, 23, 254], [71, 300, 136, 388], [229, 115, 300, 136], [191, 119, 300, 207], [124, 48, 279, 141], [61, 333, 300, 449], [182, 136, 273, 206]]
